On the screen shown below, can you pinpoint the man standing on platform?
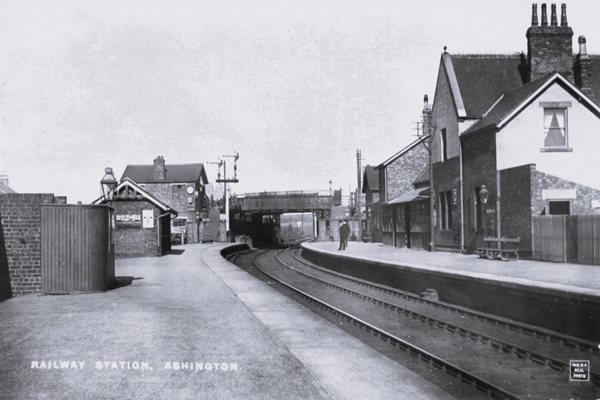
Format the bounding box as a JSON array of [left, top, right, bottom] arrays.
[[338, 219, 350, 250]]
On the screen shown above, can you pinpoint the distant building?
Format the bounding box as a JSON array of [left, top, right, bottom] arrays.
[[0, 175, 16, 194], [95, 178, 177, 257], [121, 156, 209, 244], [361, 165, 379, 241], [375, 137, 429, 247]]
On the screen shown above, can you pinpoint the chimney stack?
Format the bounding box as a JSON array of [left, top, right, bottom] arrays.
[[541, 3, 548, 26], [574, 36, 594, 99], [560, 3, 567, 26], [526, 3, 573, 82], [531, 4, 539, 26], [0, 174, 8, 187], [153, 156, 166, 180]]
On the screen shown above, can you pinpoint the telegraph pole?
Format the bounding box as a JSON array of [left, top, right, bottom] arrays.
[[216, 151, 240, 242], [356, 149, 362, 241]]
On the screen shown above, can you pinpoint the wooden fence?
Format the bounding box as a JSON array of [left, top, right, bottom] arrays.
[[533, 215, 600, 265]]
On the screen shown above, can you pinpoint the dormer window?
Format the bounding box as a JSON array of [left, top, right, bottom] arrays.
[[540, 102, 572, 152]]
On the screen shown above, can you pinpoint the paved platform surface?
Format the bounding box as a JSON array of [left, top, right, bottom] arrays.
[[303, 241, 600, 296], [0, 244, 455, 400]]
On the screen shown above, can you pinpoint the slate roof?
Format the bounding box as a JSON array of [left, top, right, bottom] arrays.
[[380, 136, 428, 167], [0, 183, 16, 194], [361, 165, 379, 193], [412, 166, 430, 187], [384, 187, 429, 205], [463, 74, 553, 135], [463, 73, 600, 136], [121, 163, 208, 184], [447, 54, 525, 119]]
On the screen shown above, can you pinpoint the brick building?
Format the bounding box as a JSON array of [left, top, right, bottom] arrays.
[[121, 156, 209, 244], [373, 136, 429, 246], [428, 3, 600, 257], [96, 179, 178, 257]]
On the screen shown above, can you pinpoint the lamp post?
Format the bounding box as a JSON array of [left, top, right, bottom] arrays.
[[100, 167, 118, 288], [100, 167, 118, 203], [196, 211, 201, 243]]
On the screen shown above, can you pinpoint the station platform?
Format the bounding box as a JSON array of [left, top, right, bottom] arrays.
[[301, 241, 600, 341], [0, 244, 455, 400], [302, 241, 600, 295]]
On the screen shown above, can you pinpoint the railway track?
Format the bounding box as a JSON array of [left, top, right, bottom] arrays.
[[228, 247, 600, 400]]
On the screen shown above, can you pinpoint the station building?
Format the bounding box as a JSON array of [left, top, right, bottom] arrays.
[[427, 3, 600, 258], [120, 156, 209, 244]]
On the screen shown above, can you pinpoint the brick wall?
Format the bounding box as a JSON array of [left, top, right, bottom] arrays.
[[0, 193, 59, 297], [462, 131, 497, 251], [500, 165, 534, 257], [384, 144, 428, 202], [432, 157, 461, 248], [532, 168, 600, 215], [113, 201, 161, 258]]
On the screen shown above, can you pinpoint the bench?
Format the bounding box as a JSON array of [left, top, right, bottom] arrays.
[[476, 236, 520, 261]]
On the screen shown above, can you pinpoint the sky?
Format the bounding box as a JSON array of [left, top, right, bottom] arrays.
[[2, 0, 600, 203]]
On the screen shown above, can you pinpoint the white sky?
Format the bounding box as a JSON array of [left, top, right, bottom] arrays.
[[2, 0, 600, 203]]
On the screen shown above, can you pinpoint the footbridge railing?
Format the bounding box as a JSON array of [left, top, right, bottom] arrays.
[[231, 191, 333, 213]]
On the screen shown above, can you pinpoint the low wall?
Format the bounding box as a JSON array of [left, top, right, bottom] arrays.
[[301, 246, 600, 342], [0, 193, 62, 297]]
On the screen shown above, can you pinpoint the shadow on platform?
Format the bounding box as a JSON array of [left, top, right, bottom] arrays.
[[112, 276, 143, 289]]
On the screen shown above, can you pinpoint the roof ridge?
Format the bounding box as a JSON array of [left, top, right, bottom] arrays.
[[450, 53, 522, 58]]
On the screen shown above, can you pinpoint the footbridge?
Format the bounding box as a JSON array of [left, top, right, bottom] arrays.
[[230, 191, 335, 246], [232, 191, 333, 214]]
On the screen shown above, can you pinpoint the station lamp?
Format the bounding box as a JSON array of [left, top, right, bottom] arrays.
[[100, 167, 118, 202], [479, 184, 490, 205]]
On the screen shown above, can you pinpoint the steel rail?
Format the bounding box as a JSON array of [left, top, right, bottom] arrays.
[[251, 250, 522, 400], [290, 248, 600, 358]]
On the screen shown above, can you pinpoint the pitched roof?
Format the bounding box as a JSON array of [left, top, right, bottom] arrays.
[[444, 54, 525, 119], [412, 166, 429, 187], [380, 136, 428, 167], [384, 187, 429, 205], [121, 163, 208, 184], [463, 72, 600, 136], [93, 178, 178, 215], [361, 165, 379, 193], [0, 183, 16, 194]]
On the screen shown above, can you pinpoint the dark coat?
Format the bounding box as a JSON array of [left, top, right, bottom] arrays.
[[339, 222, 350, 238]]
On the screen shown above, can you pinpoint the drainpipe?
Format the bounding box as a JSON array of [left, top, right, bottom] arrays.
[[496, 170, 501, 238], [459, 139, 465, 252]]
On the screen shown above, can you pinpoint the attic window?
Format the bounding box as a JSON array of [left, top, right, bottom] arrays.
[[540, 102, 572, 152]]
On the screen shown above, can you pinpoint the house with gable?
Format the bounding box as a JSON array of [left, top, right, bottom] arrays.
[[429, 3, 600, 258], [374, 136, 429, 247], [121, 156, 209, 244]]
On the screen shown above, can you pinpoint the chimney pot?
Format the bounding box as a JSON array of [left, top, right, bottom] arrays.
[[541, 3, 548, 26], [550, 3, 557, 26], [531, 3, 539, 26], [560, 3, 568, 26], [423, 94, 429, 109], [578, 35, 588, 56]]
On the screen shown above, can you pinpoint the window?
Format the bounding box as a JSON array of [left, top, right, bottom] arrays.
[[548, 200, 571, 215], [540, 102, 572, 152], [439, 191, 452, 230], [440, 128, 448, 161]]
